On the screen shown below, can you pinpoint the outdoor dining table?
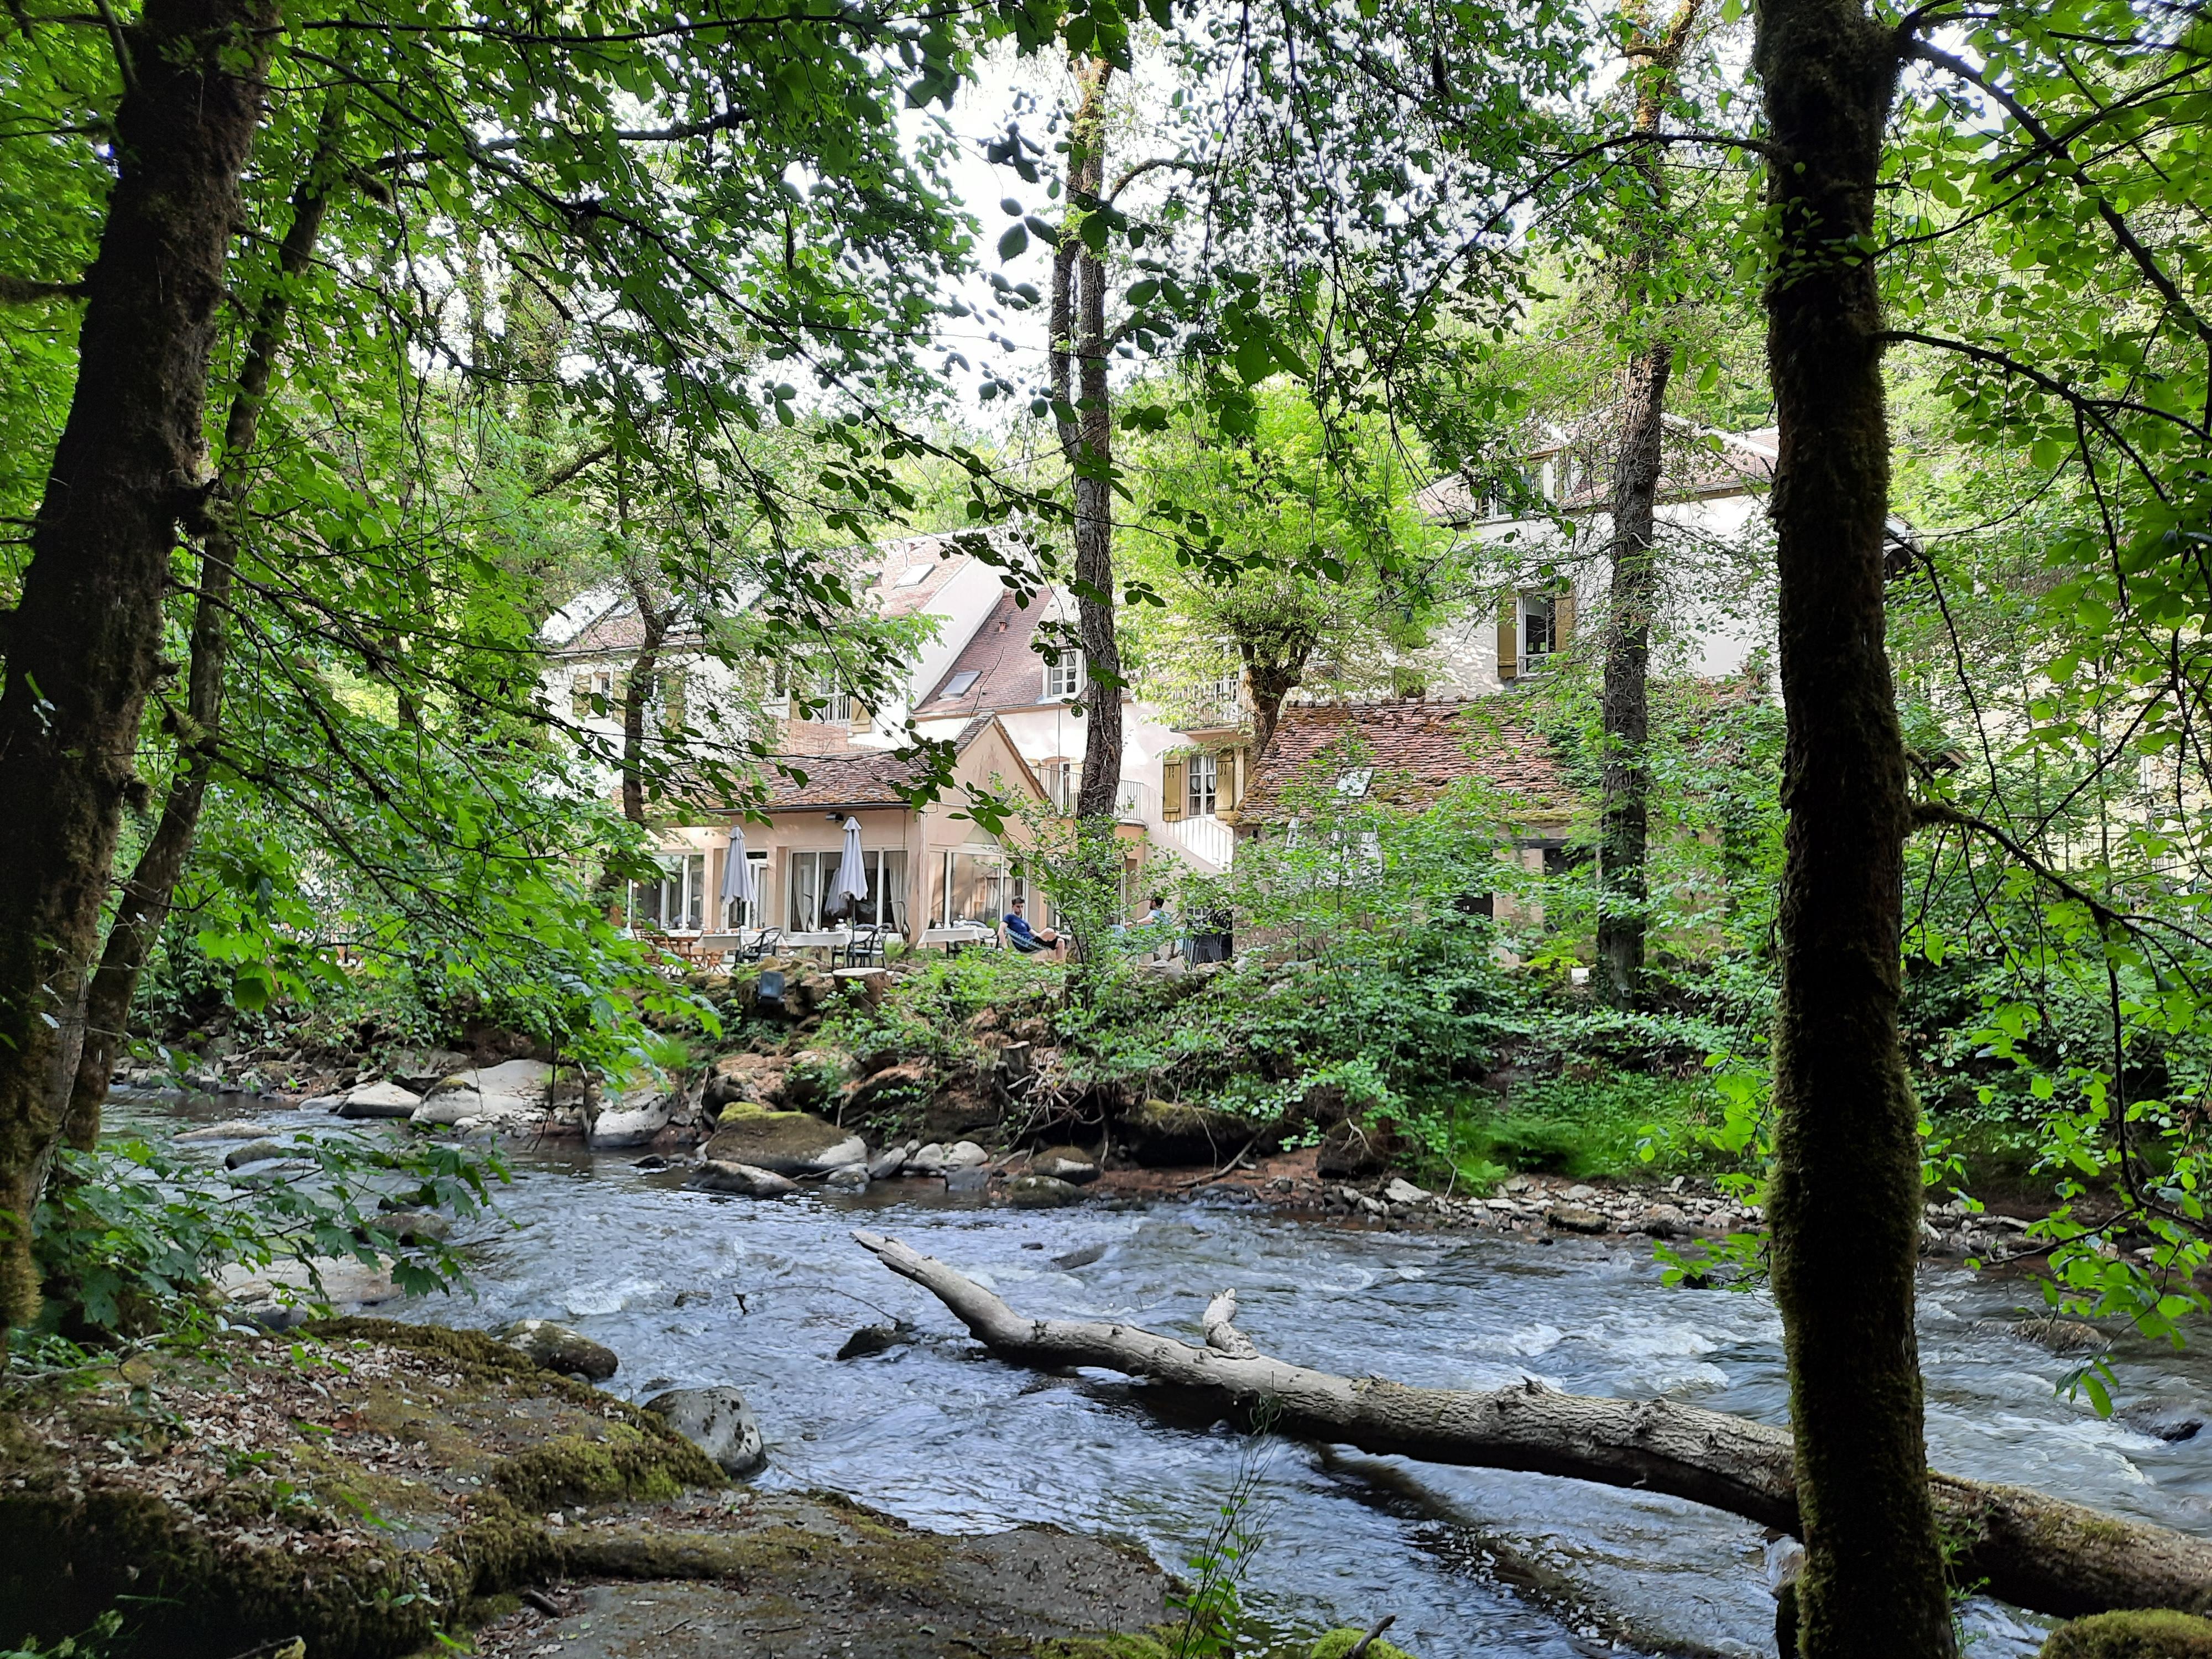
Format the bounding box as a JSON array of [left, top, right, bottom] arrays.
[[921, 924, 994, 951]]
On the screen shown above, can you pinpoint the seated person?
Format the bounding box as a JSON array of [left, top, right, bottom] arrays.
[[1137, 894, 1172, 927], [1002, 896, 1063, 955]]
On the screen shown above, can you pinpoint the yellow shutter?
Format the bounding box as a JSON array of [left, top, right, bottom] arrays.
[[1497, 597, 1519, 682], [1554, 588, 1575, 649], [1220, 748, 1241, 812], [570, 671, 591, 717], [661, 671, 686, 733], [1162, 758, 1185, 821]]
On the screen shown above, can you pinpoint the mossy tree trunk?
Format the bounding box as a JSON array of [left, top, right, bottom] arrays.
[[0, 0, 273, 1332], [1596, 0, 1702, 1010], [60, 92, 352, 1154], [1752, 0, 1947, 1651], [1052, 57, 1125, 826]]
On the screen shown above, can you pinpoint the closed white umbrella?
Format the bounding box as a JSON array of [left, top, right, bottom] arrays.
[[720, 823, 757, 925], [830, 816, 870, 921]]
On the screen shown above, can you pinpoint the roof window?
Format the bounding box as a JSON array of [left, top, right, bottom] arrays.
[[943, 669, 981, 697], [895, 564, 935, 588], [1335, 768, 1373, 799]]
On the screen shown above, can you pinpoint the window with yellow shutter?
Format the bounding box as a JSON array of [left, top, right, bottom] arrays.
[[1161, 758, 1185, 821]]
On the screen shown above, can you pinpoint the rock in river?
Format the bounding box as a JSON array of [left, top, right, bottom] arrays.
[[499, 1318, 619, 1381], [1546, 1206, 1609, 1235], [945, 1166, 991, 1194], [175, 1119, 266, 1142], [589, 1084, 675, 1149], [703, 1104, 867, 1175], [690, 1160, 799, 1199], [643, 1385, 766, 1475], [223, 1138, 298, 1170], [1006, 1175, 1083, 1209], [1031, 1145, 1100, 1184], [336, 1079, 423, 1119], [837, 1323, 914, 1360], [942, 1140, 989, 1169]]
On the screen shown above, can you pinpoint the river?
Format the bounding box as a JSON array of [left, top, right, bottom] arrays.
[[121, 1092, 2212, 1658]]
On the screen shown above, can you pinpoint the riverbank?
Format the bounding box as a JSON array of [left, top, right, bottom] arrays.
[[0, 1317, 1172, 1658]]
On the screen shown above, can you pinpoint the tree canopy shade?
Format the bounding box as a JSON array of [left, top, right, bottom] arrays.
[[0, 0, 1125, 1333]]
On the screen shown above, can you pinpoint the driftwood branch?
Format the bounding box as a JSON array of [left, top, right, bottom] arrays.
[[853, 1229, 2212, 1621]]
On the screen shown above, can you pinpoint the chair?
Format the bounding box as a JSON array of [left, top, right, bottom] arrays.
[[840, 924, 886, 969], [735, 926, 782, 963]]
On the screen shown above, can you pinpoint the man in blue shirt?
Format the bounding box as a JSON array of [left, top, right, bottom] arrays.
[[1003, 896, 1063, 957]]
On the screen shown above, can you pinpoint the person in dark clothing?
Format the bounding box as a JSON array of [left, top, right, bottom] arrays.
[[1002, 896, 1063, 956]]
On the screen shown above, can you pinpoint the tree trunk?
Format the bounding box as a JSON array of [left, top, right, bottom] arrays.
[[1752, 2, 1937, 1652], [1052, 58, 1124, 824], [854, 1229, 2212, 1624], [1596, 0, 1702, 1009], [60, 92, 351, 1154], [619, 570, 667, 828], [0, 0, 273, 1333], [1244, 655, 1305, 761]]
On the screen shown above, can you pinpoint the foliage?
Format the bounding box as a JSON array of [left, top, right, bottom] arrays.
[[25, 1131, 502, 1349], [1167, 1405, 1277, 1659]]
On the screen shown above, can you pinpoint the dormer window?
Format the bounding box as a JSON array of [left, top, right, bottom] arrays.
[[943, 669, 980, 698], [1044, 649, 1082, 701]]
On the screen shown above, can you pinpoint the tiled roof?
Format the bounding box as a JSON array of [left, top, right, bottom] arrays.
[[756, 715, 1004, 810], [913, 587, 1067, 717], [1417, 415, 1777, 525], [1238, 700, 1574, 822]]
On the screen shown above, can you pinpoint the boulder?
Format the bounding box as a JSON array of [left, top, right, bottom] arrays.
[[704, 1052, 782, 1110], [1978, 1316, 2110, 1354], [2040, 1611, 2212, 1658], [1031, 1146, 1100, 1185], [1547, 1206, 1609, 1234], [497, 1318, 618, 1381], [942, 1140, 990, 1170], [387, 1050, 474, 1095], [224, 1139, 297, 1170], [1382, 1177, 1431, 1206], [846, 1060, 935, 1116], [642, 1385, 765, 1476], [300, 1095, 345, 1113], [589, 1086, 675, 1149], [945, 1166, 991, 1194], [1006, 1175, 1083, 1209], [217, 1255, 400, 1324], [822, 1165, 868, 1193], [703, 1104, 867, 1175], [1629, 1202, 1691, 1238], [2119, 1399, 2206, 1444], [867, 1141, 915, 1181], [175, 1119, 267, 1143], [907, 1141, 950, 1175], [690, 1160, 799, 1198], [1120, 1098, 1262, 1167], [337, 1079, 422, 1119], [370, 1210, 452, 1245]]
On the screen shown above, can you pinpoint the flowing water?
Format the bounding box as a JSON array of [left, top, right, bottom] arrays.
[[118, 1092, 2212, 1658]]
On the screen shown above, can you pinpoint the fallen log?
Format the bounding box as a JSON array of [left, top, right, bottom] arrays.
[[853, 1228, 2212, 1621]]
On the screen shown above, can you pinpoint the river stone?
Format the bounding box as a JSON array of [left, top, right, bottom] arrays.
[[943, 1140, 989, 1170], [1546, 1206, 1609, 1234], [837, 1324, 911, 1360], [337, 1079, 422, 1119], [866, 1142, 914, 1181], [2040, 1610, 2212, 1658], [498, 1318, 618, 1381], [822, 1164, 868, 1193], [175, 1119, 267, 1142], [1031, 1146, 1100, 1185], [589, 1086, 675, 1149], [1006, 1175, 1083, 1209], [703, 1104, 867, 1175], [1382, 1176, 1431, 1205], [690, 1160, 799, 1198], [945, 1166, 991, 1194], [223, 1139, 297, 1170], [388, 1049, 474, 1094], [907, 1141, 950, 1175], [1978, 1316, 2109, 1354], [218, 1255, 400, 1324], [371, 1210, 452, 1245], [2119, 1399, 2206, 1443], [643, 1385, 765, 1476], [1052, 1243, 1107, 1270]]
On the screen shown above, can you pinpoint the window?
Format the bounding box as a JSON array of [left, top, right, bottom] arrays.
[[1044, 649, 1082, 701], [942, 669, 981, 698], [1188, 752, 1219, 817], [1335, 767, 1373, 799], [632, 852, 706, 933], [941, 848, 1010, 928], [1521, 595, 1557, 666], [724, 851, 770, 928], [820, 687, 853, 724], [895, 563, 934, 587], [1042, 759, 1079, 813], [786, 849, 907, 932]]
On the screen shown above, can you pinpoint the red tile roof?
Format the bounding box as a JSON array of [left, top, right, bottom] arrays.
[[913, 587, 1066, 717], [1239, 700, 1575, 823], [755, 716, 1008, 811]]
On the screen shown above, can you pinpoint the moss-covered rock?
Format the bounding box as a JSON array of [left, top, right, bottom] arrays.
[[1311, 1625, 1422, 1659], [1117, 1098, 1267, 1167], [704, 1104, 865, 1173], [2040, 1611, 2212, 1658]]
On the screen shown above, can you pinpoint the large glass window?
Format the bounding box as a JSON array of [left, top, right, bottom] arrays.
[[1188, 752, 1219, 817], [724, 852, 770, 928], [633, 852, 706, 932], [787, 849, 907, 932], [941, 849, 1009, 927], [1521, 595, 1557, 665]]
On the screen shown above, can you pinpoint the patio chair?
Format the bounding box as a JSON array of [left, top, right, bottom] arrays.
[[734, 926, 782, 963], [840, 924, 886, 969]]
